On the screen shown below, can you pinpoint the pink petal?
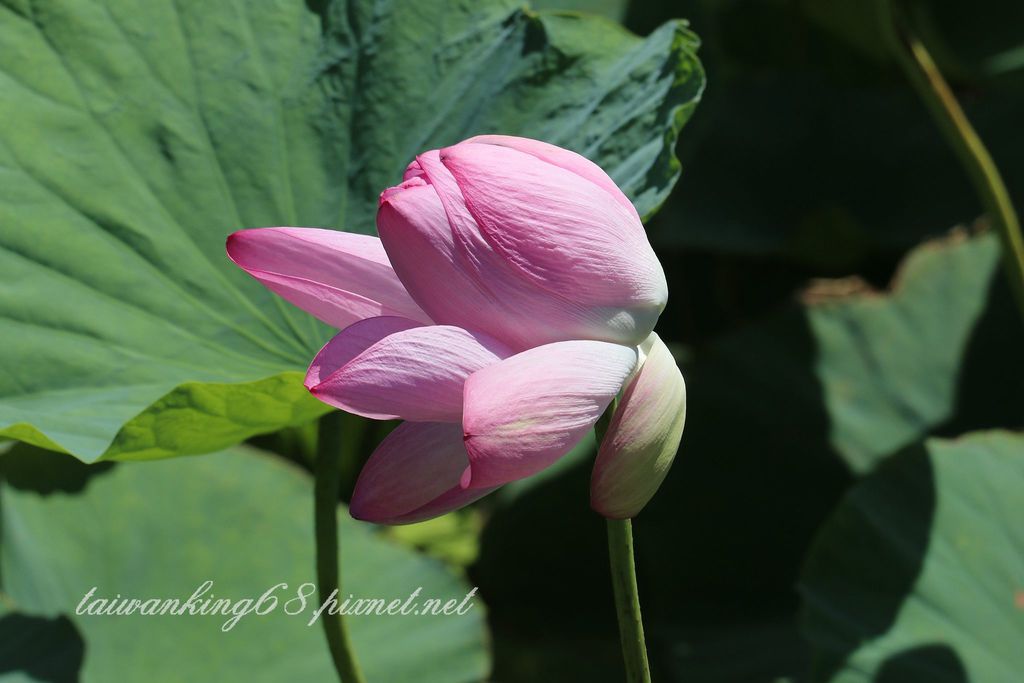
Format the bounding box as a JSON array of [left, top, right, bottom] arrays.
[[379, 154, 644, 350], [464, 135, 640, 220], [591, 334, 686, 519], [462, 340, 638, 488], [439, 142, 666, 330], [307, 319, 511, 421], [226, 227, 431, 329], [350, 422, 498, 525]]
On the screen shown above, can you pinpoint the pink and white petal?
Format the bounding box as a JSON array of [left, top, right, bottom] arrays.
[[305, 316, 423, 389], [309, 323, 512, 422], [439, 143, 666, 314], [591, 334, 686, 519], [463, 135, 639, 219], [462, 340, 638, 488], [382, 157, 646, 349], [226, 227, 431, 329], [350, 422, 496, 525]]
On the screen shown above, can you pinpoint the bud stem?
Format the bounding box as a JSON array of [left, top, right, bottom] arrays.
[[315, 410, 367, 683], [606, 517, 652, 683], [598, 397, 653, 682]]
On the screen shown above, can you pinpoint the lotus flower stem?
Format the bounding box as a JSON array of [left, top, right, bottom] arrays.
[[314, 411, 367, 683], [606, 518, 652, 683], [881, 0, 1024, 322]]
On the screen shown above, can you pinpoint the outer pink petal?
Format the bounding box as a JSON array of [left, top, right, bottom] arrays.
[[350, 422, 498, 525], [226, 227, 431, 329], [462, 340, 638, 488], [591, 334, 686, 519], [380, 155, 644, 350], [439, 143, 666, 322], [463, 135, 640, 219], [307, 319, 511, 422]]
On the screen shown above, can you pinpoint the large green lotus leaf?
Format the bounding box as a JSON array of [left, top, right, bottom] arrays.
[[799, 430, 1024, 682], [473, 231, 1024, 681], [532, 0, 628, 22], [0, 0, 703, 462], [0, 444, 489, 682]]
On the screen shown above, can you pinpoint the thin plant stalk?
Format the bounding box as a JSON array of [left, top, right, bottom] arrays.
[[881, 0, 1024, 321], [606, 518, 653, 683]]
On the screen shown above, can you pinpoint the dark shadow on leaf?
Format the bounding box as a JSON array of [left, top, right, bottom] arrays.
[[0, 613, 85, 683], [0, 443, 114, 495], [799, 443, 936, 682], [940, 271, 1024, 437], [876, 644, 968, 683]]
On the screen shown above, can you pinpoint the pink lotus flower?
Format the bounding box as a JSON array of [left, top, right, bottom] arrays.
[[227, 135, 685, 523]]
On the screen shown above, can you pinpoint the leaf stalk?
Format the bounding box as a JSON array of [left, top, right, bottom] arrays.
[[880, 0, 1024, 321]]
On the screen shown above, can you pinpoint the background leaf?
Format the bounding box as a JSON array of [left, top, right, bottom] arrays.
[[0, 0, 703, 462], [799, 430, 1024, 683], [0, 443, 489, 682]]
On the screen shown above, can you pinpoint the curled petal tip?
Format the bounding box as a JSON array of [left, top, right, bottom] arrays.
[[379, 176, 427, 206]]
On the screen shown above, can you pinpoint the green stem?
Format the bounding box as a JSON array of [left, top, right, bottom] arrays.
[[314, 411, 367, 683], [880, 0, 1024, 321], [606, 518, 652, 683], [597, 398, 652, 682]]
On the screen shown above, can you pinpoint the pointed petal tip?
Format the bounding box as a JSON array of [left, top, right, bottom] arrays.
[[224, 228, 253, 264], [348, 501, 371, 522]]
